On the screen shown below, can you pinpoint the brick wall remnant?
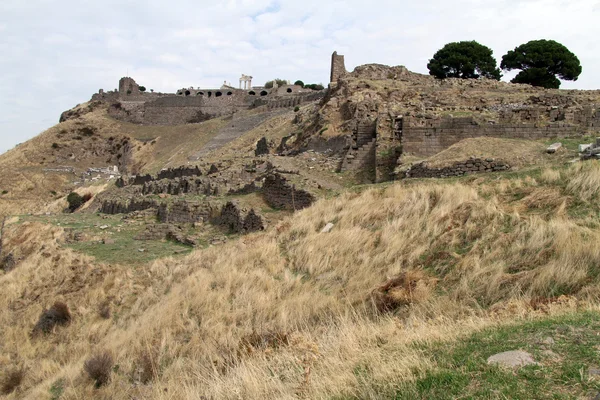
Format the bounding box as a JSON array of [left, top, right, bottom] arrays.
[[262, 174, 314, 210], [402, 115, 585, 157], [403, 158, 510, 179]]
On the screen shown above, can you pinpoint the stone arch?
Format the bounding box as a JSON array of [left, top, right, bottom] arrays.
[[208, 91, 212, 97], [227, 91, 232, 95], [249, 91, 256, 95], [177, 91, 183, 96], [215, 91, 222, 97], [196, 91, 204, 96], [260, 91, 268, 96], [185, 90, 190, 96], [287, 88, 292, 93]]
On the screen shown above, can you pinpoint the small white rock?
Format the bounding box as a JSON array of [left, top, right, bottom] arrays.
[[321, 223, 335, 233]]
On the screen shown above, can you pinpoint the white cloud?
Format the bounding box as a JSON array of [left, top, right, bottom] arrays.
[[0, 0, 598, 154]]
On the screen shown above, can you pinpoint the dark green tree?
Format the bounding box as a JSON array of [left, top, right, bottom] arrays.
[[66, 192, 84, 212], [294, 80, 304, 87], [138, 86, 146, 92], [500, 39, 582, 89], [427, 41, 501, 80]]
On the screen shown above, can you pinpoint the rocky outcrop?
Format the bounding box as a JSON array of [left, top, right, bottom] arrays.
[[255, 137, 270, 156], [59, 101, 102, 123]]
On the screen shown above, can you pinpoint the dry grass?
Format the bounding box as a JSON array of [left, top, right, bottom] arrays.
[[1, 163, 600, 398], [424, 137, 549, 168], [83, 351, 113, 387]]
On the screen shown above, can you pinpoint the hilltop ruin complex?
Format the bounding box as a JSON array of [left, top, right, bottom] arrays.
[[89, 52, 600, 183]]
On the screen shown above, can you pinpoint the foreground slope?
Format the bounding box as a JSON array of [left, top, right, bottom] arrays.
[[2, 160, 600, 398]]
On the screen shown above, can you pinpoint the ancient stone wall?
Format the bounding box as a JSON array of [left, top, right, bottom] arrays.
[[402, 116, 588, 157], [141, 177, 219, 196], [262, 174, 314, 210], [403, 158, 510, 178], [216, 201, 265, 233], [100, 199, 158, 214], [157, 201, 215, 224]]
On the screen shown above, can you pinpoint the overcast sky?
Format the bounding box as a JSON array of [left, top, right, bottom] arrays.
[[0, 0, 598, 153]]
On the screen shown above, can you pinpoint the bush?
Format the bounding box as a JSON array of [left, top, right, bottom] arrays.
[[51, 143, 59, 149], [138, 86, 146, 92], [294, 80, 304, 87], [32, 302, 71, 335], [97, 301, 111, 319], [66, 192, 84, 212], [265, 78, 288, 88], [294, 106, 300, 112], [84, 351, 113, 387], [1, 366, 25, 395], [304, 83, 325, 90]]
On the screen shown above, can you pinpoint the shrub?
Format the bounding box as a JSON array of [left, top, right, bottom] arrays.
[[84, 351, 113, 387], [51, 143, 59, 149], [126, 89, 132, 95], [98, 301, 111, 319], [265, 78, 288, 88], [32, 302, 71, 335], [1, 366, 25, 395], [138, 86, 146, 92], [1, 190, 7, 195], [294, 80, 304, 87], [138, 350, 157, 384], [66, 192, 84, 212], [294, 106, 300, 112]]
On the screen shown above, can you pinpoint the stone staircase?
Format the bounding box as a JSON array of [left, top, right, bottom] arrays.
[[341, 121, 377, 181]]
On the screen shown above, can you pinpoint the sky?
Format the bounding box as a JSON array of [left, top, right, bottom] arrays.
[[0, 0, 598, 154]]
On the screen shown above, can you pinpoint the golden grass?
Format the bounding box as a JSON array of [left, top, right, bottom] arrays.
[[2, 162, 600, 398]]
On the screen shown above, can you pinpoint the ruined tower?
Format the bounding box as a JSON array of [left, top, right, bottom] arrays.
[[119, 77, 139, 95], [330, 51, 347, 84]]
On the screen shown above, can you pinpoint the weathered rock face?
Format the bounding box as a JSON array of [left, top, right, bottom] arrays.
[[262, 174, 314, 210], [403, 158, 510, 179], [216, 201, 265, 233]]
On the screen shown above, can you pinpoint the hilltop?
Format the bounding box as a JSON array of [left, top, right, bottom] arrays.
[[1, 52, 600, 399]]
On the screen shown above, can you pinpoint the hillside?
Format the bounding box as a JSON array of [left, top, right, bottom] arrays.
[[1, 60, 600, 399]]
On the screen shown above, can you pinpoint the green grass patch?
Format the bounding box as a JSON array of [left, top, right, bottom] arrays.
[[393, 311, 600, 399]]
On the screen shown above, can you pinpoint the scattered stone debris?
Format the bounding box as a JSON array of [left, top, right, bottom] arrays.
[[580, 138, 600, 159], [102, 238, 115, 245], [487, 350, 538, 368], [546, 142, 562, 154], [99, 225, 109, 230]]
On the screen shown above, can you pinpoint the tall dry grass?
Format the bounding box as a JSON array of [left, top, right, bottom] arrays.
[[2, 163, 600, 398]]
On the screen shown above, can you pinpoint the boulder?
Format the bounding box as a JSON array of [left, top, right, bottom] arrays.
[[487, 350, 538, 368]]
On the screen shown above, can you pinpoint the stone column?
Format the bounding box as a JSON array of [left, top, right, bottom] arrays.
[[248, 78, 252, 89]]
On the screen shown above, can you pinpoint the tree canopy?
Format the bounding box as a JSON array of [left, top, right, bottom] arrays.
[[294, 80, 304, 87], [500, 39, 582, 89], [427, 41, 501, 80]]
